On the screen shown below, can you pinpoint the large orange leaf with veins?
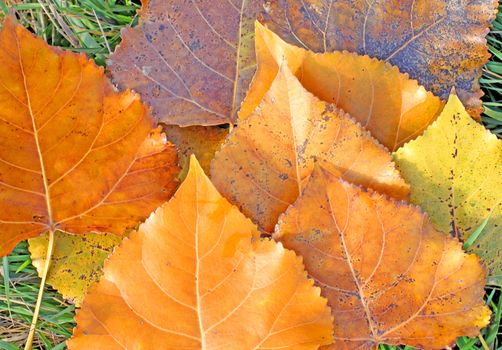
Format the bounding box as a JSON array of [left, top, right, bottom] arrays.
[[108, 0, 264, 126], [240, 23, 443, 151], [211, 64, 409, 232], [68, 156, 333, 349], [0, 17, 179, 256], [274, 168, 490, 349]]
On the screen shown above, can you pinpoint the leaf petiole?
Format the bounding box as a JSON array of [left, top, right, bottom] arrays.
[[24, 229, 55, 350]]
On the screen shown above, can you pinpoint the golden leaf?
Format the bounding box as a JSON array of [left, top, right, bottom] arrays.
[[394, 94, 502, 285], [212, 64, 409, 232], [239, 22, 443, 151], [29, 231, 123, 306], [275, 167, 491, 349], [68, 156, 333, 349]]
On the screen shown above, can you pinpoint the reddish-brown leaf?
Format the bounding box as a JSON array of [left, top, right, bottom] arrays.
[[68, 156, 334, 349], [107, 0, 263, 126], [211, 64, 409, 232], [0, 17, 179, 256], [274, 167, 491, 349], [260, 0, 498, 118]]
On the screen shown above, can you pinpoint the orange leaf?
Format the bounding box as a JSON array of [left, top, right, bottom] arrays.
[[107, 0, 264, 126], [68, 156, 334, 350], [274, 167, 490, 349], [163, 124, 228, 180], [0, 17, 179, 256], [211, 64, 409, 232], [240, 23, 443, 151], [260, 0, 498, 118]]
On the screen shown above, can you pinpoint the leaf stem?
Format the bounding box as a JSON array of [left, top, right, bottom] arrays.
[[24, 229, 55, 350], [478, 334, 490, 350]]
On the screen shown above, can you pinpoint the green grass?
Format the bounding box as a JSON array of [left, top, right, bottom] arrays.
[[0, 0, 501, 349]]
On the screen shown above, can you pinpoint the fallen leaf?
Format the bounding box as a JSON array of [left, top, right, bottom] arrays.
[[394, 94, 502, 286], [68, 156, 333, 350], [0, 17, 179, 256], [29, 231, 123, 306], [211, 64, 409, 232], [261, 0, 498, 118], [274, 167, 491, 349], [163, 124, 228, 180], [239, 23, 443, 151], [107, 0, 263, 126]]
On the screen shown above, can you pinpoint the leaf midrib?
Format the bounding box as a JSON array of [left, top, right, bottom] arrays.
[[15, 34, 55, 230]]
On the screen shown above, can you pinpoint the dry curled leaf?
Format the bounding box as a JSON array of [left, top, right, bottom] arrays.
[[108, 0, 263, 126], [274, 167, 490, 349], [261, 0, 498, 118], [394, 94, 502, 286], [239, 23, 443, 151], [211, 64, 409, 232], [163, 124, 228, 180], [29, 231, 123, 306], [0, 17, 179, 256], [68, 156, 333, 350]]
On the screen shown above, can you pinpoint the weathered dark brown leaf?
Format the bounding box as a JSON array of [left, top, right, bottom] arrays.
[[261, 0, 498, 118], [108, 0, 264, 126]]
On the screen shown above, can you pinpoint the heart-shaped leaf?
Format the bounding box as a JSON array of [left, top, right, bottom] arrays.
[[394, 94, 502, 286], [212, 64, 409, 232], [68, 156, 334, 349], [274, 167, 490, 349], [239, 23, 443, 151], [0, 17, 179, 256]]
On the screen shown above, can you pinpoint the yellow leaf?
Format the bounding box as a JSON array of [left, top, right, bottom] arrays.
[[29, 231, 123, 306], [274, 167, 490, 349], [240, 22, 443, 151], [394, 94, 502, 285], [68, 156, 334, 349]]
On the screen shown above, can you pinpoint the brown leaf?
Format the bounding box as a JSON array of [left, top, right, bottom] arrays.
[[211, 64, 409, 232], [68, 156, 334, 350], [163, 124, 228, 180], [260, 0, 498, 118], [107, 0, 264, 126], [240, 23, 443, 151], [0, 17, 179, 256], [274, 167, 491, 349]]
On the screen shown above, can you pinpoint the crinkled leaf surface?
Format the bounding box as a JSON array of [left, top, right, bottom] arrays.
[[394, 94, 502, 286], [211, 64, 409, 232], [261, 0, 498, 117], [0, 17, 179, 256], [68, 156, 333, 350], [163, 124, 228, 181], [240, 23, 443, 151], [108, 0, 263, 126], [274, 167, 490, 349], [29, 231, 123, 306]]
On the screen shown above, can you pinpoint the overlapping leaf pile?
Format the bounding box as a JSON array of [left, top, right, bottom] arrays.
[[0, 0, 500, 349]]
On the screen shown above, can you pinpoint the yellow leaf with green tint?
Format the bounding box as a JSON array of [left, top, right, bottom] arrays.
[[29, 231, 123, 306], [394, 94, 502, 285]]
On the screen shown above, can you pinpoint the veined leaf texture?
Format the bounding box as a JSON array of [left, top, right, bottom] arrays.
[[69, 157, 334, 349], [0, 17, 179, 256]]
